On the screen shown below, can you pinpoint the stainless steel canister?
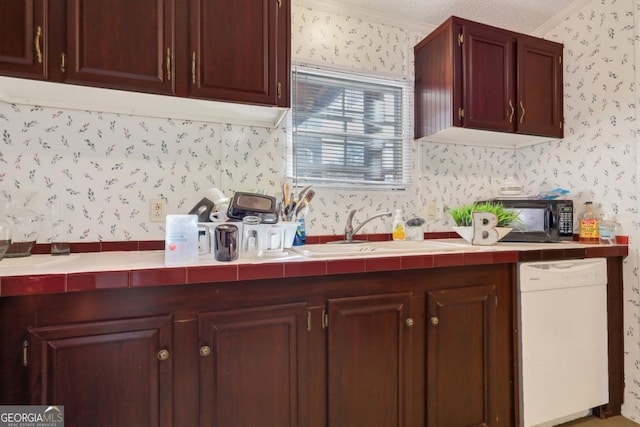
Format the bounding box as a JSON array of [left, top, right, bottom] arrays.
[[214, 224, 239, 261]]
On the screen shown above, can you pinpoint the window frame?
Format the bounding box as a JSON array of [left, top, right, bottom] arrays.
[[288, 64, 412, 191]]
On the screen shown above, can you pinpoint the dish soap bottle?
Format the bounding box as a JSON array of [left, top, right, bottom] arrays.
[[579, 201, 600, 244], [392, 209, 406, 241]]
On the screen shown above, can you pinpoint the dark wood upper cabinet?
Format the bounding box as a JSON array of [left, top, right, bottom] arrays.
[[517, 35, 564, 138], [0, 0, 48, 79], [189, 0, 290, 107], [65, 0, 175, 95], [462, 23, 516, 133], [415, 16, 563, 142], [0, 0, 289, 109]]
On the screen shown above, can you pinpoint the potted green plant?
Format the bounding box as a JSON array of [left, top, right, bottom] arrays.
[[448, 202, 522, 244], [448, 202, 520, 227]]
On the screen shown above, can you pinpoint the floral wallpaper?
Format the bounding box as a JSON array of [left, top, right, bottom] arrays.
[[0, 106, 286, 242], [534, 0, 640, 419], [2, 0, 640, 419]]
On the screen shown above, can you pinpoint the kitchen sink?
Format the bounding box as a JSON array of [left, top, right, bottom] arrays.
[[289, 239, 491, 258]]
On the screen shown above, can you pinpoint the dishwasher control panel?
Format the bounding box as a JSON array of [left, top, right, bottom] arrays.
[[519, 258, 607, 293]]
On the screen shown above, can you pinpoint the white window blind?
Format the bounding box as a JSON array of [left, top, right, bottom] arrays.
[[291, 65, 411, 189]]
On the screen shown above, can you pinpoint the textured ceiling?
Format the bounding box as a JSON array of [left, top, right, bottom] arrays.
[[299, 0, 590, 34]]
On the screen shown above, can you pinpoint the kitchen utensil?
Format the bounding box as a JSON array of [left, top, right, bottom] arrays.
[[283, 182, 291, 206], [209, 203, 229, 222], [189, 197, 215, 222], [241, 216, 263, 258], [227, 192, 279, 224], [295, 204, 309, 220], [214, 223, 239, 261], [301, 189, 315, 208], [296, 185, 313, 205], [203, 188, 229, 205], [197, 223, 217, 255], [291, 189, 314, 220]]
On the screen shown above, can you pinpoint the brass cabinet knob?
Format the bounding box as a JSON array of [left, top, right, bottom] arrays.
[[199, 345, 211, 357], [157, 349, 170, 361], [405, 318, 414, 327], [430, 316, 439, 326]]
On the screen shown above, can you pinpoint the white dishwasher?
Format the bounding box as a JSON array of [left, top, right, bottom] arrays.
[[519, 258, 609, 427]]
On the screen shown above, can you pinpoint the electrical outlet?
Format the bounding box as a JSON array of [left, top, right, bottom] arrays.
[[149, 199, 166, 222]]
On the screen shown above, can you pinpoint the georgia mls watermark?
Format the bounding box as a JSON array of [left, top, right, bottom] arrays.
[[0, 406, 64, 427]]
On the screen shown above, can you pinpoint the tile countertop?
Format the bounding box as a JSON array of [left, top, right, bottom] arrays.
[[0, 239, 628, 297]]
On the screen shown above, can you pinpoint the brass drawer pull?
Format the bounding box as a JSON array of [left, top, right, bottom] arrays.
[[191, 52, 197, 84], [35, 26, 42, 64], [509, 100, 515, 123], [166, 47, 171, 81]]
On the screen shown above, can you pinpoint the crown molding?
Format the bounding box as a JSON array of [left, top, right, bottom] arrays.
[[531, 0, 593, 37], [295, 0, 593, 39], [293, 0, 435, 34]]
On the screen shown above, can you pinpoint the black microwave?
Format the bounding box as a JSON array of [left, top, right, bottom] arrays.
[[480, 199, 574, 242]]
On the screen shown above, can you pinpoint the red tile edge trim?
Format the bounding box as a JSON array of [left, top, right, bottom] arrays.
[[67, 271, 129, 292], [1, 274, 66, 296], [5, 240, 627, 297]]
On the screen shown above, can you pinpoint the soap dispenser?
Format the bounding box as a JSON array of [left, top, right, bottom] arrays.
[[392, 209, 406, 241]]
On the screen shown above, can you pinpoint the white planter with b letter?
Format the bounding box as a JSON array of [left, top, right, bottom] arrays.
[[453, 212, 511, 245]]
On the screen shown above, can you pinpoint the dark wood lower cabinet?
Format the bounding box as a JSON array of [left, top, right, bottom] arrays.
[[27, 315, 173, 427], [327, 293, 413, 427], [426, 284, 500, 427], [198, 303, 308, 427], [0, 260, 622, 426]]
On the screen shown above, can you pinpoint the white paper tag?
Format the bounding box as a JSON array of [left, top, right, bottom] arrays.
[[165, 214, 199, 266]]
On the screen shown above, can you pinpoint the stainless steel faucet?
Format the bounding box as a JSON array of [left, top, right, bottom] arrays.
[[344, 209, 393, 243]]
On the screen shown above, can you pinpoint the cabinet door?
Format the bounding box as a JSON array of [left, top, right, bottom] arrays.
[[517, 36, 564, 138], [65, 0, 174, 94], [27, 315, 173, 427], [463, 23, 517, 133], [327, 293, 413, 427], [426, 284, 499, 427], [189, 0, 289, 106], [0, 0, 47, 79], [199, 302, 307, 427]]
